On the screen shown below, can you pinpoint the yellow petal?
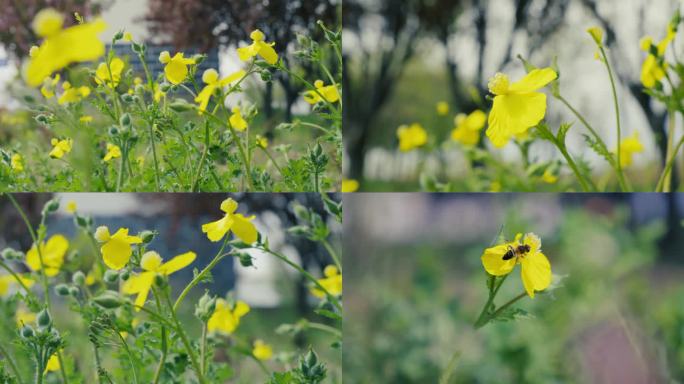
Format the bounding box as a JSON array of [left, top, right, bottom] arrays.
[[232, 214, 258, 244], [464, 110, 487, 131], [481, 244, 516, 276], [102, 238, 133, 270], [520, 251, 551, 298], [158, 252, 196, 275], [508, 68, 557, 94], [220, 198, 239, 213], [487, 93, 547, 148], [202, 216, 234, 242], [257, 42, 278, 64]]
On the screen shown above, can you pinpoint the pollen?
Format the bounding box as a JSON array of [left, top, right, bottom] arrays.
[[488, 73, 509, 95]]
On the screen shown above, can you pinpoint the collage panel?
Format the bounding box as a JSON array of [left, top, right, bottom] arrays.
[[0, 1, 341, 192], [344, 193, 684, 383], [343, 0, 681, 192], [0, 193, 342, 382]]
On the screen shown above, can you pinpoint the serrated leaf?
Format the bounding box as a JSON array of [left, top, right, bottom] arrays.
[[314, 309, 342, 321], [583, 134, 616, 167], [556, 122, 572, 145], [492, 307, 533, 323]]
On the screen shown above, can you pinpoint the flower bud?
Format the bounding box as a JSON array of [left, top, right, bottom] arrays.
[[103, 270, 119, 283], [153, 273, 165, 288], [113, 30, 124, 41], [93, 290, 123, 309], [68, 286, 80, 297], [21, 325, 35, 339], [72, 271, 86, 285], [43, 199, 59, 214], [119, 113, 132, 128], [119, 270, 130, 281], [75, 215, 89, 229], [109, 126, 120, 136], [194, 291, 217, 322], [238, 253, 254, 267], [139, 230, 155, 244], [36, 309, 52, 329], [55, 284, 70, 296]]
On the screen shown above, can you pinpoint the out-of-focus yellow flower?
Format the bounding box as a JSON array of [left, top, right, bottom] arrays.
[[617, 131, 644, 168], [640, 25, 676, 88], [26, 235, 69, 277], [397, 123, 427, 152], [541, 169, 558, 184], [341, 179, 359, 192], [26, 8, 107, 87], [303, 80, 340, 104], [58, 82, 90, 105], [256, 135, 269, 149], [40, 74, 60, 99], [94, 226, 143, 270], [65, 201, 77, 213], [45, 353, 60, 374], [194, 68, 246, 113], [481, 232, 551, 298], [159, 51, 195, 85], [11, 153, 24, 173], [237, 30, 278, 65], [123, 32, 133, 42], [311, 265, 342, 298], [0, 275, 34, 296], [587, 26, 604, 45], [252, 340, 273, 361], [202, 198, 258, 243], [451, 110, 486, 146], [80, 115, 93, 124], [207, 299, 250, 335], [15, 307, 36, 326], [133, 77, 143, 86], [49, 138, 73, 159], [136, 156, 145, 168], [489, 181, 502, 192], [103, 143, 122, 162], [153, 83, 165, 103], [486, 68, 556, 147], [123, 251, 196, 310], [85, 269, 97, 285], [436, 101, 450, 116], [95, 57, 125, 88], [229, 107, 248, 131]]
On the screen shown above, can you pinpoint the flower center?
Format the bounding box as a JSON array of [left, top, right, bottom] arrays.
[[488, 73, 510, 95]]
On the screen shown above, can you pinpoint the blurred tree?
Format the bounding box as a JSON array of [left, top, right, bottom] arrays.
[[145, 0, 340, 122], [0, 0, 109, 61]]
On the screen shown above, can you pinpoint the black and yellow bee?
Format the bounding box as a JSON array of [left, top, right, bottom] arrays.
[[502, 243, 531, 261]]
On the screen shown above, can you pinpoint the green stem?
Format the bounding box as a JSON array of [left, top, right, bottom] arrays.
[[656, 134, 684, 192], [114, 331, 139, 384], [261, 148, 284, 175], [307, 322, 342, 338], [161, 289, 205, 384], [474, 275, 507, 328], [0, 341, 24, 384], [663, 110, 676, 192], [200, 323, 208, 375], [147, 122, 162, 191], [320, 239, 342, 272], [0, 259, 34, 297], [191, 120, 211, 192], [486, 291, 528, 321], [173, 237, 229, 312], [152, 291, 168, 384]]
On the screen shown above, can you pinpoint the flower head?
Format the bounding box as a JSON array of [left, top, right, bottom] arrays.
[[0, 274, 34, 297], [237, 29, 278, 65], [255, 135, 269, 149], [541, 169, 558, 184], [481, 232, 551, 298], [40, 74, 60, 99], [201, 198, 258, 243], [587, 26, 604, 45], [397, 123, 428, 152], [436, 101, 450, 116], [95, 57, 125, 88], [229, 107, 248, 131], [207, 299, 250, 334], [123, 251, 196, 310], [159, 51, 195, 85], [80, 115, 93, 124], [15, 306, 36, 326], [26, 234, 69, 277], [640, 25, 676, 88], [617, 131, 644, 168], [45, 353, 60, 374], [253, 340, 273, 361], [49, 138, 73, 159], [303, 80, 340, 104], [26, 8, 107, 87], [194, 69, 246, 112], [311, 265, 342, 298], [341, 179, 359, 193], [451, 110, 486, 146], [103, 143, 122, 162], [65, 201, 77, 214], [11, 153, 24, 173], [94, 226, 143, 270], [486, 68, 557, 147], [57, 82, 90, 105]]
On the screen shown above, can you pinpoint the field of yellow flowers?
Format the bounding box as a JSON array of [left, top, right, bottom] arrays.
[[0, 193, 342, 383], [1, 8, 341, 192]]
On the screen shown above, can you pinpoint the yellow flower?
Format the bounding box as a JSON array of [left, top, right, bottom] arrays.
[[123, 32, 133, 42], [436, 101, 450, 116], [65, 201, 77, 214], [207, 299, 250, 335], [0, 274, 34, 296], [153, 83, 165, 103], [103, 143, 122, 162], [229, 107, 248, 131], [94, 226, 143, 270], [11, 153, 24, 173], [256, 135, 269, 149], [26, 235, 69, 277], [481, 233, 551, 298], [341, 179, 359, 193], [617, 131, 644, 168], [49, 138, 73, 159], [58, 82, 90, 105], [40, 74, 60, 99], [15, 307, 36, 326], [541, 169, 558, 184], [237, 29, 278, 65], [26, 8, 107, 87], [640, 25, 676, 88], [80, 115, 93, 124], [123, 251, 196, 310], [311, 265, 342, 298], [451, 110, 486, 146], [587, 26, 604, 45], [486, 68, 557, 147], [159, 51, 195, 85], [85, 269, 98, 285], [489, 181, 502, 192], [252, 340, 273, 361], [194, 69, 246, 113], [397, 123, 428, 152], [45, 353, 60, 374], [95, 57, 125, 88], [201, 198, 258, 243], [136, 156, 145, 168], [303, 80, 340, 104]]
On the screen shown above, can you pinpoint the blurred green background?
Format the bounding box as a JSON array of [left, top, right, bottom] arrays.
[[343, 193, 684, 383]]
